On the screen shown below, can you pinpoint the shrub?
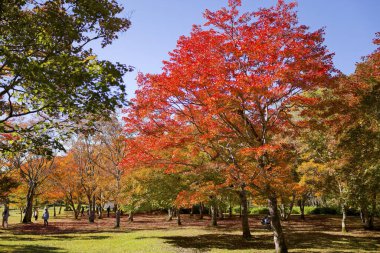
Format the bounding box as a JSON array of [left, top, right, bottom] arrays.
[[309, 207, 338, 215], [250, 207, 269, 215]]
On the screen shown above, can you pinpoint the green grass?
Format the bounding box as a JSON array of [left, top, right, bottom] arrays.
[[1, 207, 380, 252]]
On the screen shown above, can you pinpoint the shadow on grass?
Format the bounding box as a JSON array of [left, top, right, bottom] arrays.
[[0, 234, 110, 242], [139, 234, 274, 251], [136, 231, 380, 252], [288, 231, 380, 252], [0, 244, 66, 253]]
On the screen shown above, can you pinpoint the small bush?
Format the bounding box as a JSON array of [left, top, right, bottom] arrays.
[[309, 207, 338, 215], [233, 206, 241, 215], [291, 207, 300, 214], [250, 207, 269, 215]]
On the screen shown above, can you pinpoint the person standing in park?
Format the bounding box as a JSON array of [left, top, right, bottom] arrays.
[[34, 208, 39, 221], [2, 206, 10, 228], [42, 208, 49, 226]]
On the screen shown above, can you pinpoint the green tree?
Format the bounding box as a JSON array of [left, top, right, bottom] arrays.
[[0, 0, 132, 153]]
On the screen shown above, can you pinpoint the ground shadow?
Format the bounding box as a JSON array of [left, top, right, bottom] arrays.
[[149, 234, 274, 251], [0, 244, 66, 253], [288, 231, 380, 251], [0, 234, 110, 242]]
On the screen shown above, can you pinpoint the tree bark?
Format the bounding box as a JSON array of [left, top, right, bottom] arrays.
[[177, 209, 182, 225], [268, 196, 288, 253], [190, 205, 194, 217], [298, 199, 305, 220], [115, 210, 121, 228], [364, 192, 376, 230], [20, 207, 23, 222], [88, 195, 95, 223], [218, 206, 224, 220], [59, 204, 62, 215], [98, 205, 103, 219], [53, 203, 56, 217], [128, 210, 134, 222], [341, 203, 347, 233], [199, 203, 204, 219], [22, 186, 35, 223], [167, 207, 173, 221], [210, 201, 218, 226], [239, 187, 252, 239], [284, 193, 296, 221]]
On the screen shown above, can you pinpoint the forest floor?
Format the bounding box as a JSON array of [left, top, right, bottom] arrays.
[[0, 209, 380, 252]]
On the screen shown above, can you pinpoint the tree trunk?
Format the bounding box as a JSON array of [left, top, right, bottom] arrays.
[[53, 203, 56, 217], [59, 204, 62, 215], [69, 199, 81, 219], [239, 188, 252, 239], [268, 196, 288, 253], [298, 199, 305, 220], [167, 207, 173, 221], [115, 209, 121, 228], [210, 202, 218, 227], [364, 192, 377, 230], [199, 203, 204, 219], [229, 204, 233, 218], [20, 207, 23, 222], [22, 186, 35, 223], [88, 195, 95, 223], [128, 210, 134, 222], [341, 203, 347, 233], [98, 205, 103, 219], [177, 209, 182, 225], [359, 208, 365, 223], [284, 193, 296, 221], [218, 206, 224, 220], [190, 205, 194, 217]]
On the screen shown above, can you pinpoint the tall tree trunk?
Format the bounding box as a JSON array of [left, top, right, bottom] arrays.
[[229, 203, 233, 218], [341, 203, 347, 233], [22, 186, 35, 223], [239, 187, 252, 239], [268, 196, 288, 253], [210, 202, 218, 226], [190, 205, 194, 217], [199, 203, 204, 219], [177, 208, 182, 225], [59, 204, 62, 215], [53, 203, 56, 217]]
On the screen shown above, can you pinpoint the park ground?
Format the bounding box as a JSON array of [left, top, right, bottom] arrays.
[[1, 209, 380, 252]]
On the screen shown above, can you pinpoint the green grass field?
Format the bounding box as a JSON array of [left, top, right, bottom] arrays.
[[1, 207, 380, 252]]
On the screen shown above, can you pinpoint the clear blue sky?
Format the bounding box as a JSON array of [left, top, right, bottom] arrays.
[[94, 0, 380, 98]]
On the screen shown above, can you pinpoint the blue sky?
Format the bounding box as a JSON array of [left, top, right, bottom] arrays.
[[93, 0, 380, 98]]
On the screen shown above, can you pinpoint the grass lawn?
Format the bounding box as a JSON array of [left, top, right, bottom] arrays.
[[1, 207, 380, 252]]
